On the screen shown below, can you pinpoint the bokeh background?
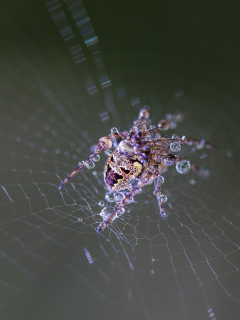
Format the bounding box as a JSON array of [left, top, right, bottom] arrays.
[[0, 0, 240, 319]]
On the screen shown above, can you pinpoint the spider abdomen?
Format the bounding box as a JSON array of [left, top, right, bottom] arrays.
[[104, 149, 143, 192]]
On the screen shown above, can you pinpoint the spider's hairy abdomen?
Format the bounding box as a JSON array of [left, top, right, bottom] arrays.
[[104, 149, 143, 192]]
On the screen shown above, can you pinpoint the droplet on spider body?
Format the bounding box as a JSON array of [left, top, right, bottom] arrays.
[[127, 196, 134, 203], [128, 178, 140, 191], [105, 192, 115, 202], [176, 160, 191, 174], [104, 145, 116, 156], [93, 155, 100, 162], [110, 127, 119, 134], [182, 135, 187, 141], [156, 175, 164, 185], [86, 161, 95, 169], [114, 192, 125, 202], [164, 155, 176, 166], [100, 206, 115, 221], [159, 194, 168, 202], [161, 212, 169, 219], [158, 120, 169, 130], [196, 142, 204, 150], [117, 207, 125, 215], [170, 142, 181, 153], [189, 178, 197, 185]]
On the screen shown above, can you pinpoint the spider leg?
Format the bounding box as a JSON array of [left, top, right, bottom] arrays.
[[59, 133, 125, 189], [180, 138, 217, 149], [154, 179, 165, 218], [96, 173, 154, 233]]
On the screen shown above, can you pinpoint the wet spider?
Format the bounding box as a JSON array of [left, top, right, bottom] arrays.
[[59, 107, 215, 232]]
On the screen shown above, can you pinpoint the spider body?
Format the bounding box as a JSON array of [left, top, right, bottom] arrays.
[[59, 108, 215, 233], [104, 148, 144, 192]]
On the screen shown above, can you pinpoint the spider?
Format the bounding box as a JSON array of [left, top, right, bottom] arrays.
[[59, 107, 215, 232]]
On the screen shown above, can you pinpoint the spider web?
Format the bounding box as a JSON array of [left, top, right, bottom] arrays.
[[1, 1, 240, 320]]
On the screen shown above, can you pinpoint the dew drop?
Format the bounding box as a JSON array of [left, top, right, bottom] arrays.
[[164, 155, 175, 166], [111, 127, 119, 134], [158, 119, 169, 130], [189, 178, 197, 185], [182, 135, 187, 141], [127, 196, 134, 203], [105, 192, 115, 202], [98, 201, 105, 207], [161, 212, 168, 219], [117, 207, 125, 215], [100, 206, 114, 220], [176, 160, 191, 174], [171, 133, 179, 139], [159, 194, 168, 202], [200, 166, 210, 178], [128, 178, 140, 191], [196, 143, 204, 150], [86, 161, 95, 169], [169, 121, 177, 129], [93, 155, 100, 162], [170, 142, 181, 153], [104, 145, 116, 156], [156, 175, 164, 185], [114, 193, 125, 202]]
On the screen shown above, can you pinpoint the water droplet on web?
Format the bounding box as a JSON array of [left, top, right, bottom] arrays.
[[93, 155, 100, 162], [182, 135, 187, 141], [196, 142, 204, 149], [189, 178, 197, 185], [169, 121, 177, 129], [86, 161, 95, 169], [105, 192, 115, 202], [200, 166, 210, 178], [176, 160, 190, 174], [170, 142, 181, 152], [156, 175, 164, 185], [98, 201, 105, 207], [110, 127, 119, 134]]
